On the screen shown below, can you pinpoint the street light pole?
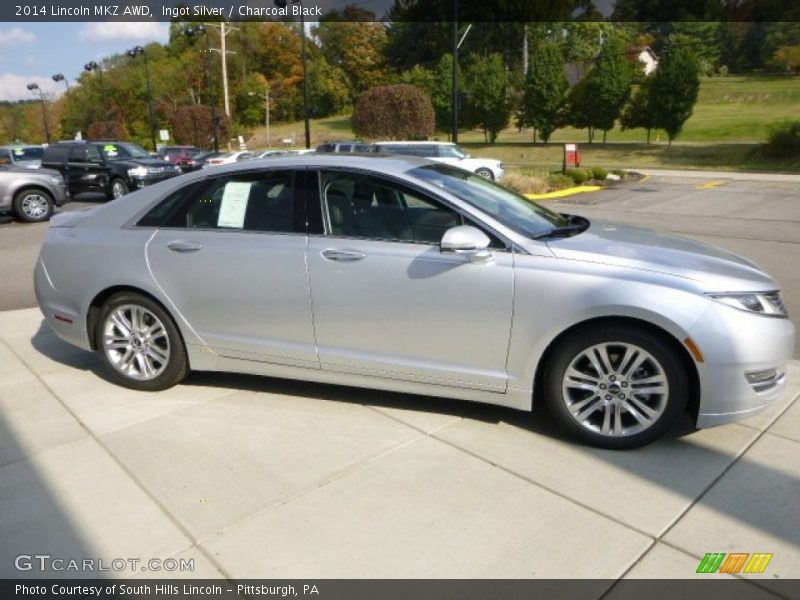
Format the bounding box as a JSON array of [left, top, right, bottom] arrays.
[[27, 83, 51, 144], [452, 0, 459, 144], [275, 0, 311, 149], [186, 25, 220, 152], [84, 61, 109, 121], [52, 73, 70, 93], [127, 46, 157, 152]]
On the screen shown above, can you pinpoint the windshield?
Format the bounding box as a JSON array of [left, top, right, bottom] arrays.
[[408, 164, 569, 239], [100, 143, 151, 160], [439, 145, 468, 159], [8, 146, 43, 162]]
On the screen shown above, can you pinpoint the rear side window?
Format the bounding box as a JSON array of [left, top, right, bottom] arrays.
[[138, 171, 304, 234], [43, 145, 70, 164], [68, 146, 88, 162]]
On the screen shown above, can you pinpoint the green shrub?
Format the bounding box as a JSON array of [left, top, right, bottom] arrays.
[[564, 167, 591, 185], [547, 173, 574, 190], [501, 172, 549, 194], [351, 84, 435, 140], [591, 166, 608, 180], [765, 121, 800, 158]]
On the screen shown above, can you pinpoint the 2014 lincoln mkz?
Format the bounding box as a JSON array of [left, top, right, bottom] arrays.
[[35, 155, 795, 448]]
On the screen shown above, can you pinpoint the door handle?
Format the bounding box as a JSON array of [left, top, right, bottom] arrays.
[[321, 249, 366, 262], [167, 241, 203, 253]]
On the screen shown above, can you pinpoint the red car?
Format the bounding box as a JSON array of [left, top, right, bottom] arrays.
[[157, 146, 207, 173]]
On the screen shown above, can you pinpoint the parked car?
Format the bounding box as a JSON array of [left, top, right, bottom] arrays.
[[190, 151, 224, 171], [41, 141, 181, 199], [372, 141, 505, 180], [201, 150, 256, 168], [316, 140, 373, 153], [254, 150, 291, 159], [35, 155, 794, 449], [0, 144, 45, 169], [157, 146, 207, 173], [0, 165, 69, 222]]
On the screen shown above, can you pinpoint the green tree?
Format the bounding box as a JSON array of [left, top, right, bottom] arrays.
[[464, 53, 510, 143], [566, 33, 633, 142], [315, 8, 388, 101], [649, 45, 700, 146], [306, 56, 351, 118], [620, 78, 657, 143], [523, 39, 568, 142]]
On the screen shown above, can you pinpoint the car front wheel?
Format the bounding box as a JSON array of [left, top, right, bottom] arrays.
[[109, 178, 129, 199], [95, 292, 189, 391], [13, 189, 54, 222], [543, 323, 688, 449], [475, 167, 494, 180]]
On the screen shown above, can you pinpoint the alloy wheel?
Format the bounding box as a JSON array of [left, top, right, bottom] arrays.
[[561, 342, 669, 438], [21, 194, 50, 219], [102, 304, 170, 381]]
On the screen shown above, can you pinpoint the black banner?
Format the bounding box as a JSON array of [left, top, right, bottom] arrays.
[[2, 579, 798, 600], [2, 0, 800, 23]]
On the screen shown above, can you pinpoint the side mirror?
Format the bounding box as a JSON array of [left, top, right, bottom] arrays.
[[440, 225, 493, 263]]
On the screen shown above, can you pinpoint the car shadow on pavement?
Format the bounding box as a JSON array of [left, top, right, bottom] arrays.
[[0, 392, 99, 578], [31, 319, 800, 564]]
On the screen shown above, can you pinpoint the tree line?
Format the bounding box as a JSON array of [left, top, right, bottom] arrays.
[[1, 15, 797, 148]]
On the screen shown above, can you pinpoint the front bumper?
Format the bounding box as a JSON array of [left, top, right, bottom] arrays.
[[129, 171, 181, 190], [689, 302, 795, 428]]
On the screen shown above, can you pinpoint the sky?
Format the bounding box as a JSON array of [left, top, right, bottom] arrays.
[[0, 22, 171, 102]]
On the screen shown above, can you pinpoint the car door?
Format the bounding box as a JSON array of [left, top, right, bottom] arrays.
[[305, 169, 514, 392], [66, 145, 108, 194], [144, 168, 318, 368]]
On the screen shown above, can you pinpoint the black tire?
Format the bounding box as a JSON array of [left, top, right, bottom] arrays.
[[13, 188, 54, 222], [475, 167, 494, 180], [108, 178, 129, 200], [95, 292, 189, 391], [542, 323, 688, 449]]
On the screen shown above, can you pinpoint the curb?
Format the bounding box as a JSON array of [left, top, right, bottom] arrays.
[[524, 185, 604, 201]]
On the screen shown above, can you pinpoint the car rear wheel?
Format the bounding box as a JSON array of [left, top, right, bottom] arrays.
[[13, 189, 54, 222], [109, 178, 129, 199], [475, 167, 494, 180], [95, 292, 189, 391], [543, 324, 688, 449]]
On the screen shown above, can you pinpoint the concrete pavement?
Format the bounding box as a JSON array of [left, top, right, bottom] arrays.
[[1, 307, 799, 587]]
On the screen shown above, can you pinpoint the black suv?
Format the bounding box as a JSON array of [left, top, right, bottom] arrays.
[[41, 141, 182, 199]]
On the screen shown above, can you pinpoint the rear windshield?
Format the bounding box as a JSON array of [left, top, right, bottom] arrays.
[[8, 146, 43, 161]]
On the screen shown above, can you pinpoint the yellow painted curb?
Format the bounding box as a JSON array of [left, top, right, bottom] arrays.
[[525, 185, 603, 200], [695, 180, 727, 190]]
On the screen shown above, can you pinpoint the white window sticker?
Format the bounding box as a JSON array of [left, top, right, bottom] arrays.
[[217, 181, 253, 228]]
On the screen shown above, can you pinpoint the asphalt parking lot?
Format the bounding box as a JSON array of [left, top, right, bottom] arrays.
[[1, 171, 799, 588]]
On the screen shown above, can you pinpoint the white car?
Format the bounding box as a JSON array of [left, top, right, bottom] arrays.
[[202, 150, 255, 168], [372, 141, 505, 180]]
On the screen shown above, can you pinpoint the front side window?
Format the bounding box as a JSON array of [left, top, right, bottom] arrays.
[[408, 164, 568, 239], [320, 171, 462, 244], [138, 171, 301, 233], [99, 143, 150, 160]]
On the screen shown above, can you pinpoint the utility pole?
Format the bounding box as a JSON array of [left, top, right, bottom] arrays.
[[208, 22, 238, 120]]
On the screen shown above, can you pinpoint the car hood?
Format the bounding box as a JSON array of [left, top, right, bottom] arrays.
[[544, 218, 777, 291]]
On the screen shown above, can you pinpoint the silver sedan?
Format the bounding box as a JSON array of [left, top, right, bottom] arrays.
[[35, 155, 795, 448]]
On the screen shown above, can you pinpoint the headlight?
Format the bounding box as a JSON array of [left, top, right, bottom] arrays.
[[707, 291, 788, 318], [128, 166, 149, 178]]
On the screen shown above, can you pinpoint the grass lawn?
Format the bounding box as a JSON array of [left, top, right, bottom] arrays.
[[245, 74, 800, 172]]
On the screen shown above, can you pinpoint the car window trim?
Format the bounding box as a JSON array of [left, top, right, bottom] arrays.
[[128, 167, 308, 235], [309, 166, 513, 251]]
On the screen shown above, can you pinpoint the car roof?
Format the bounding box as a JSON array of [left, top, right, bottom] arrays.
[[180, 153, 432, 179], [373, 141, 454, 146]]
